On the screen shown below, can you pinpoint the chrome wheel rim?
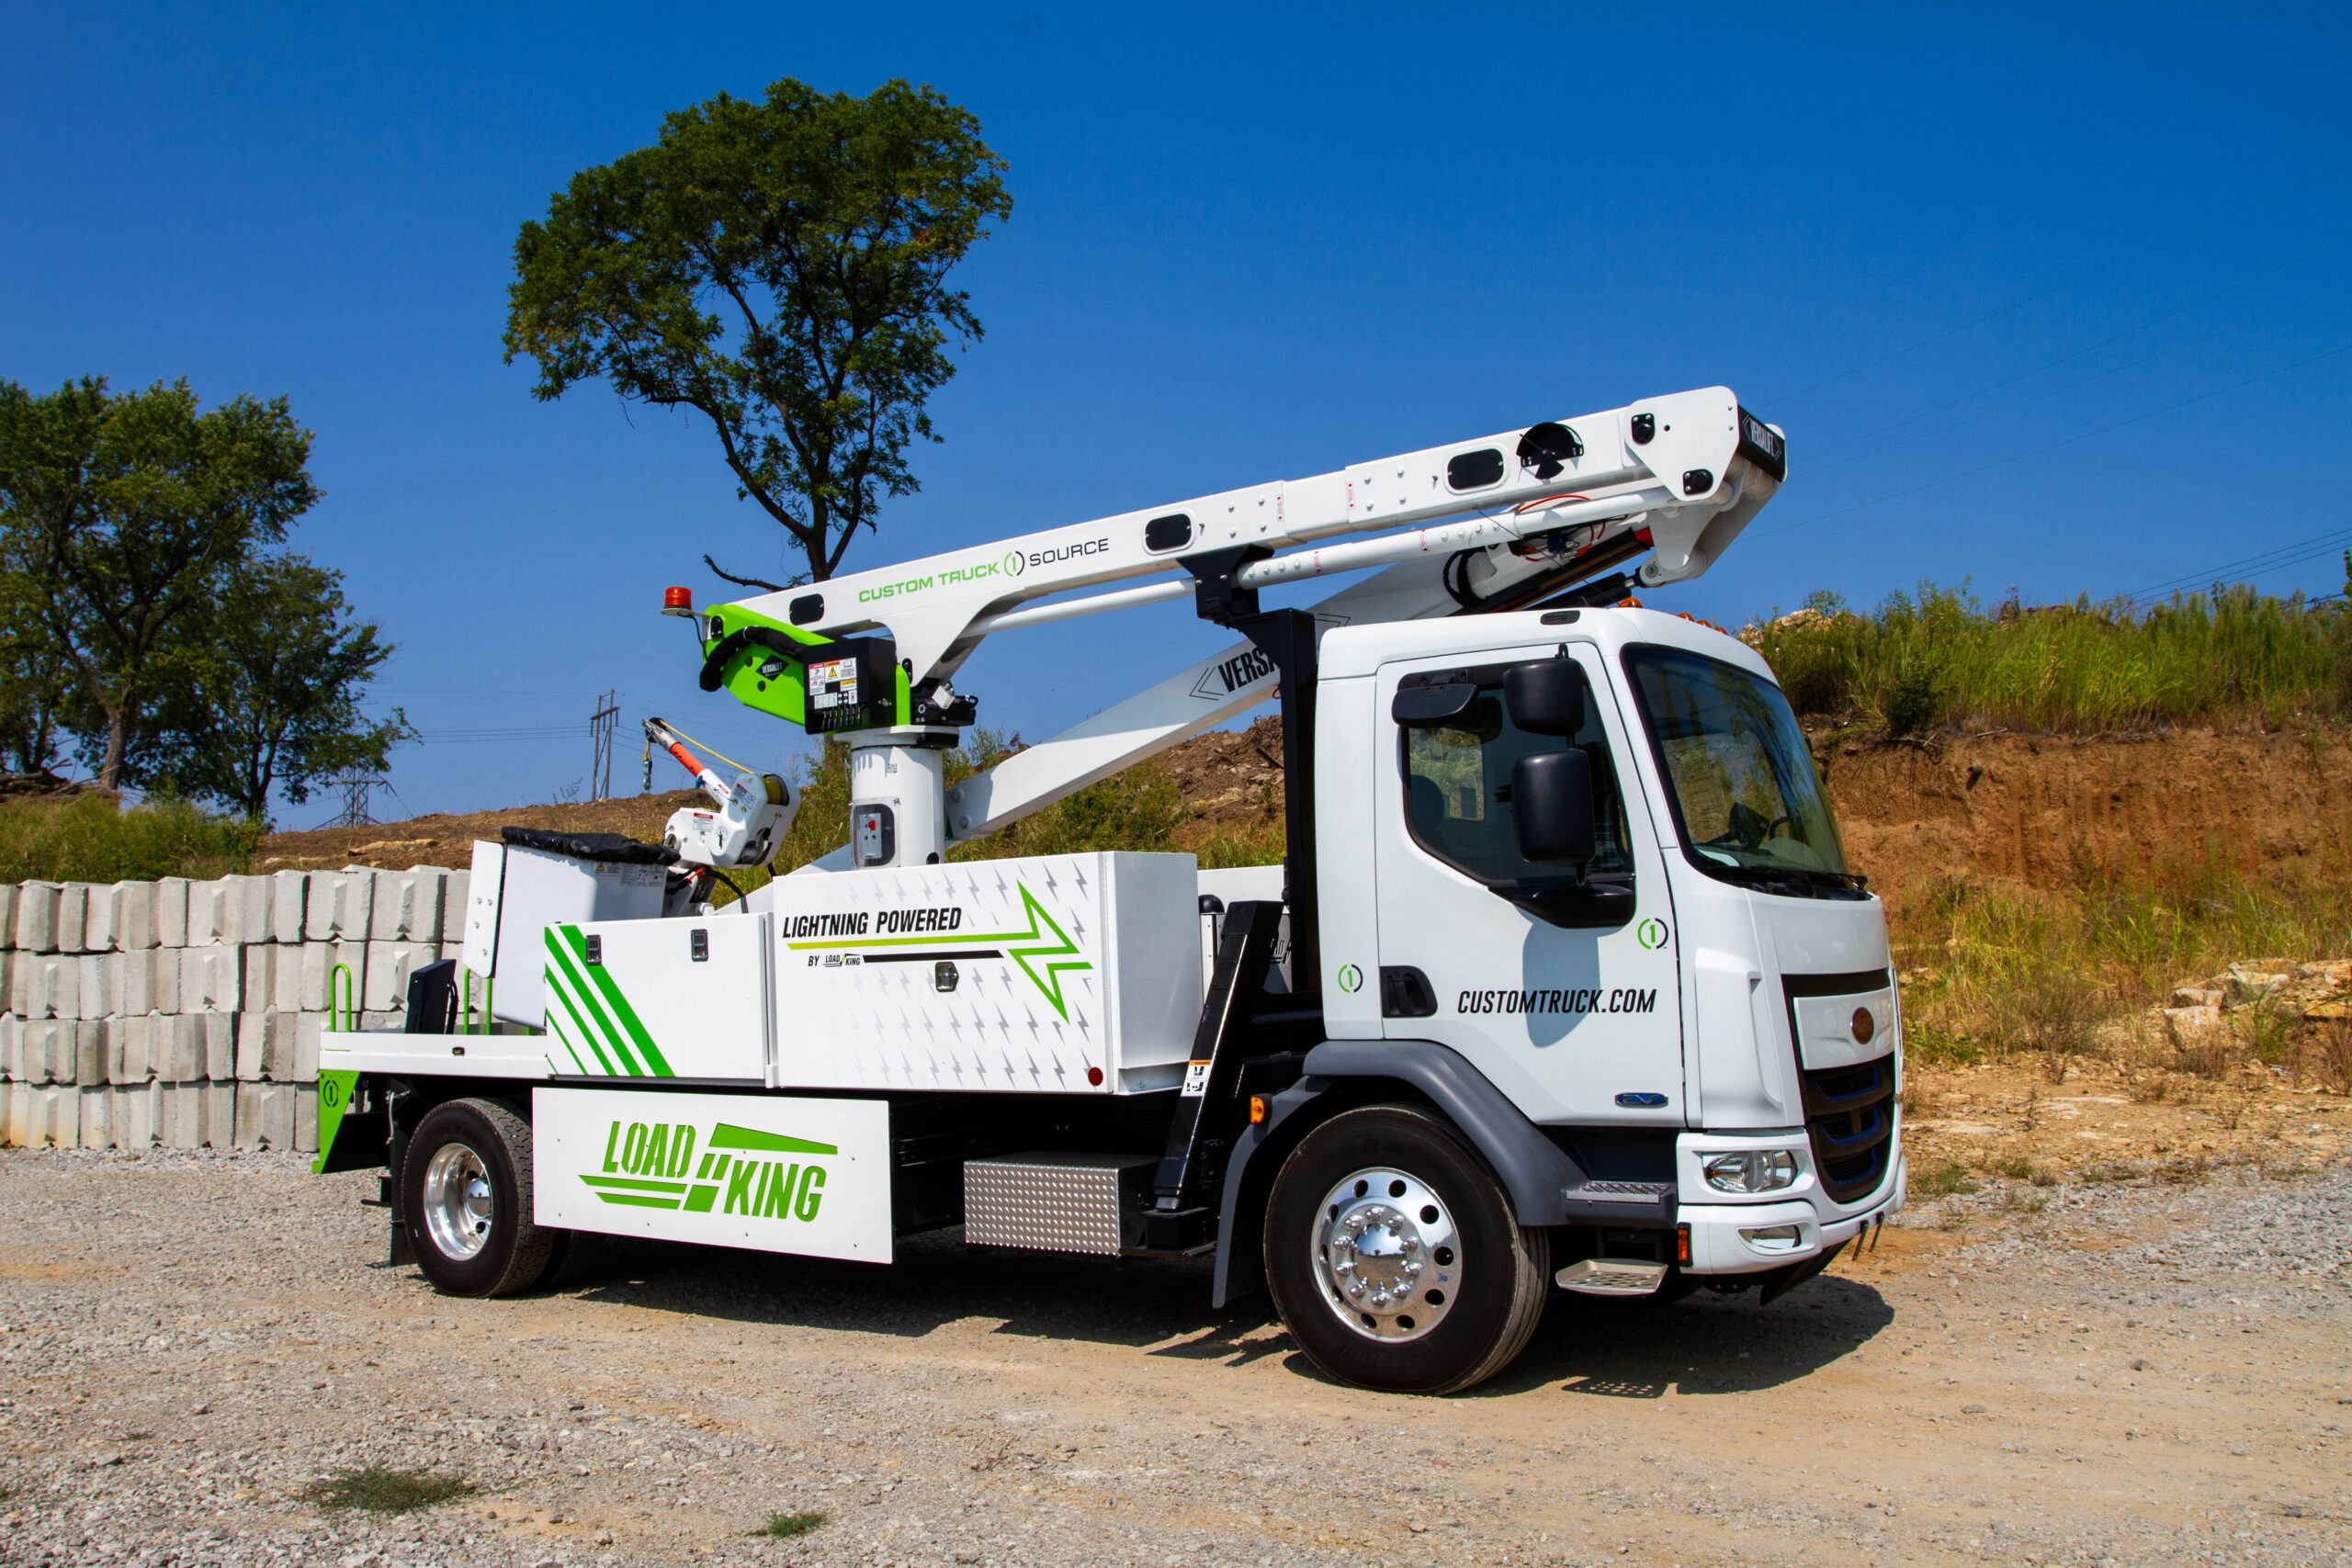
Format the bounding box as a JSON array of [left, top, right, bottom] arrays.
[[1312, 1167, 1459, 1342], [422, 1142, 494, 1262]]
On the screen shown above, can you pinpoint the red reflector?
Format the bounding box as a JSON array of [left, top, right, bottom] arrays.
[[663, 585, 694, 610], [1086, 1066, 1104, 1087]]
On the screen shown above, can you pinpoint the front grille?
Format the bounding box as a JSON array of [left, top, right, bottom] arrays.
[[1800, 1055, 1894, 1204]]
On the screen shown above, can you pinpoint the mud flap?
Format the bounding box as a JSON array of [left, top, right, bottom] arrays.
[[1758, 1238, 1848, 1306]]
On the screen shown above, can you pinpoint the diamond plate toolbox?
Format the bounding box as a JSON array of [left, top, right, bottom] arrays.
[[962, 1151, 1154, 1255]]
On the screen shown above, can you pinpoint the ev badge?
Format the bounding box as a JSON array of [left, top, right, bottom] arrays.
[[1635, 918, 1669, 950], [1335, 964, 1363, 994]]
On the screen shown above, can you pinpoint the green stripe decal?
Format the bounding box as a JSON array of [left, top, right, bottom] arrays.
[[546, 929, 648, 1076], [548, 1013, 594, 1077], [580, 1175, 688, 1193], [545, 972, 620, 1077], [556, 925, 673, 1077], [709, 1122, 839, 1156], [594, 1193, 683, 1209]]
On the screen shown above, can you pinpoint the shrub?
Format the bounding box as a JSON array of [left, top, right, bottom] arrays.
[[0, 793, 259, 883], [302, 1466, 473, 1514]]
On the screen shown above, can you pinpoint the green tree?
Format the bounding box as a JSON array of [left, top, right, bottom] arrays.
[[504, 76, 1012, 590], [0, 378, 319, 788], [136, 553, 410, 819]]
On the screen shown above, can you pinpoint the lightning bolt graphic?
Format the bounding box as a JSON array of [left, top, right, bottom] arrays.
[[1005, 884, 1091, 1021]]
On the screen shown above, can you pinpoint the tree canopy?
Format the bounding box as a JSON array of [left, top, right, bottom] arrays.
[[504, 76, 1012, 589], [0, 377, 402, 818]]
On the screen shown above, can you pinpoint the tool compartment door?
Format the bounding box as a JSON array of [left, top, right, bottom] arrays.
[[543, 914, 772, 1083], [1371, 642, 1685, 1125]]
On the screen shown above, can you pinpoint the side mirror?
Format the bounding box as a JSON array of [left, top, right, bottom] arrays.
[[1512, 750, 1595, 866], [1504, 659, 1586, 736]]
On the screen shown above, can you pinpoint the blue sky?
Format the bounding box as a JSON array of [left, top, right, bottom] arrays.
[[3, 3, 2347, 821]]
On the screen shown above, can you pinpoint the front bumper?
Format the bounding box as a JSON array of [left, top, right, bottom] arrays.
[[1677, 1126, 1905, 1275]]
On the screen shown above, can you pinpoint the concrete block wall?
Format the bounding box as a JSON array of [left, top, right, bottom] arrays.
[[0, 865, 469, 1151]]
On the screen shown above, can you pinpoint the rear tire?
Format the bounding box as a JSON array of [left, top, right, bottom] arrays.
[[402, 1098, 557, 1297], [1264, 1104, 1549, 1394]]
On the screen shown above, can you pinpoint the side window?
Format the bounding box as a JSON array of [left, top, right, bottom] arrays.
[[1398, 671, 1632, 885]]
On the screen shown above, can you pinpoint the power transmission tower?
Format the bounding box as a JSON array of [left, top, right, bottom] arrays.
[[326, 772, 388, 828], [589, 690, 620, 801]]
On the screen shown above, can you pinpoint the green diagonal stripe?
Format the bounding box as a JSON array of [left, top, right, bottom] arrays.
[[708, 1122, 839, 1156], [559, 926, 673, 1077], [546, 929, 644, 1077], [546, 1007, 598, 1077], [580, 1175, 688, 1193], [544, 957, 624, 1076], [594, 1193, 683, 1209]]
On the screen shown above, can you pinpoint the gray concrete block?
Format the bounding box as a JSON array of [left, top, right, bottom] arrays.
[[294, 1084, 318, 1154], [116, 1013, 153, 1082], [441, 870, 470, 943], [299, 941, 366, 1015], [242, 944, 278, 1012], [113, 1080, 160, 1148], [294, 1012, 323, 1083], [200, 1012, 234, 1080], [5, 953, 30, 1019], [186, 879, 228, 947], [22, 1019, 63, 1085], [56, 885, 88, 954], [274, 943, 302, 1011], [160, 1014, 204, 1082], [305, 870, 374, 942], [0, 1016, 20, 1082], [2, 1081, 28, 1145], [363, 941, 438, 1011], [77, 953, 116, 1021], [15, 883, 58, 953], [77, 1085, 110, 1147], [163, 1082, 232, 1148], [271, 871, 309, 943], [359, 1010, 401, 1032], [179, 946, 240, 1013], [233, 1081, 294, 1149], [81, 883, 118, 953], [40, 956, 74, 1021], [234, 1010, 297, 1082], [111, 881, 155, 951], [222, 876, 270, 946], [370, 869, 447, 942], [153, 877, 188, 947], [0, 883, 16, 950], [74, 1020, 107, 1086], [120, 948, 155, 1016], [146, 947, 181, 1016]]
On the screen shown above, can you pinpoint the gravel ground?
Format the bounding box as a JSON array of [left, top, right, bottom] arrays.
[[1, 1147, 2347, 1568]]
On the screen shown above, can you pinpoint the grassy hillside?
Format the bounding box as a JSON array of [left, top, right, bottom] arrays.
[[1749, 579, 2352, 734]]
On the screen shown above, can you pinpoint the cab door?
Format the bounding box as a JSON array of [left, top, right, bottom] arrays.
[[1371, 642, 1683, 1126]]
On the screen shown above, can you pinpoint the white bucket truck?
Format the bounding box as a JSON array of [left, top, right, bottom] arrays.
[[317, 387, 1902, 1393]]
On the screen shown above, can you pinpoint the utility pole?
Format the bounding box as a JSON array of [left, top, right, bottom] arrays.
[[589, 690, 620, 802]]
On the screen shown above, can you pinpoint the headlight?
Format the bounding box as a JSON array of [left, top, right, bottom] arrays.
[[1703, 1149, 1799, 1193]]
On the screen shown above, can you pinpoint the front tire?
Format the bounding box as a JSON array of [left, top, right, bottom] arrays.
[[402, 1098, 557, 1297], [1264, 1104, 1549, 1394]]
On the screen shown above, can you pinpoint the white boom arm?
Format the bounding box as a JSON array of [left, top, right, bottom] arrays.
[[731, 386, 1784, 867]]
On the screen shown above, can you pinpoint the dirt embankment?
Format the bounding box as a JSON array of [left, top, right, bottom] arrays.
[[1820, 727, 2352, 911], [253, 792, 707, 874]]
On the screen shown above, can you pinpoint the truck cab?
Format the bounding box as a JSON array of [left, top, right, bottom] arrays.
[[1316, 605, 1899, 1279]]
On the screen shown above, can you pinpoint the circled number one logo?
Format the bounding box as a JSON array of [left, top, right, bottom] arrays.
[[1635, 918, 1669, 950], [1335, 964, 1363, 994]]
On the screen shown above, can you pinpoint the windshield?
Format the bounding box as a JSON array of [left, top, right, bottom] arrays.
[[1623, 647, 1850, 884]]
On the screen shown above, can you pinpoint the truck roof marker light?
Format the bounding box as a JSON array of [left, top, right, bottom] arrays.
[[662, 585, 695, 616]]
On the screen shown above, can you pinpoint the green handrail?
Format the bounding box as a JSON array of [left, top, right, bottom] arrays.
[[327, 963, 356, 1033]]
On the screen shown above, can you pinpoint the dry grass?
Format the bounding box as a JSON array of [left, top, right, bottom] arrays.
[[1894, 847, 2352, 1091]]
